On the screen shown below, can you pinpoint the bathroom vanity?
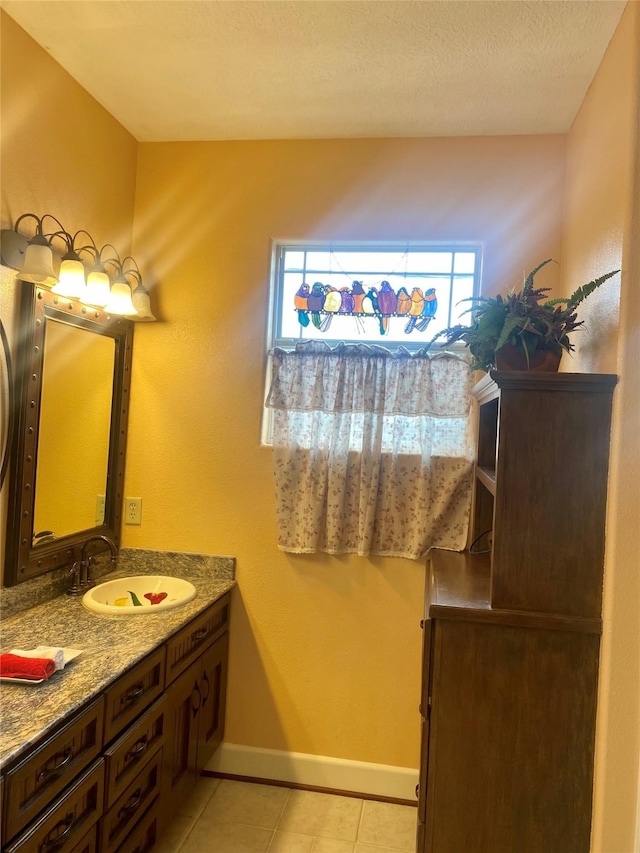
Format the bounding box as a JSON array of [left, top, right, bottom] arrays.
[[0, 567, 233, 853]]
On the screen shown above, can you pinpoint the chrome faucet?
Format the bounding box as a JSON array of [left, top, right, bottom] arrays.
[[67, 535, 118, 596]]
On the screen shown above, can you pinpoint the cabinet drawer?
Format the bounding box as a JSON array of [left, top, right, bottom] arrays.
[[5, 758, 104, 853], [100, 748, 162, 853], [103, 696, 165, 809], [69, 824, 98, 853], [115, 797, 159, 853], [165, 593, 230, 686], [4, 698, 104, 842], [103, 648, 166, 745]]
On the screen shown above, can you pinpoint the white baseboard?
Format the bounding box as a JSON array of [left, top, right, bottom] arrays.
[[204, 743, 419, 802]]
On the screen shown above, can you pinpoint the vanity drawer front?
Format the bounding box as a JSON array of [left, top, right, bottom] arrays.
[[115, 797, 160, 853], [165, 593, 230, 686], [4, 697, 104, 842], [103, 648, 166, 745], [5, 758, 104, 853], [99, 749, 162, 853], [103, 696, 165, 809], [69, 824, 98, 853]]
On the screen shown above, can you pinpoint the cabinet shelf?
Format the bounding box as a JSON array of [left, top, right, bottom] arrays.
[[475, 466, 496, 495]]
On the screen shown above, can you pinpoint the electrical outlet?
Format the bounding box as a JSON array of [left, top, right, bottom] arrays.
[[95, 495, 105, 525], [125, 497, 142, 525]]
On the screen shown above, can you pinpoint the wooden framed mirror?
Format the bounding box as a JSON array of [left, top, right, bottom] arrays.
[[4, 283, 133, 585]]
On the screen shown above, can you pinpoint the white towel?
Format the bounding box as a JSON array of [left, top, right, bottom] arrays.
[[10, 646, 65, 671]]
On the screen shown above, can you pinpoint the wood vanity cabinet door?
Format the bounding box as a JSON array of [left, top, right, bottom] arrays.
[[103, 648, 166, 745], [4, 758, 104, 853], [161, 657, 200, 807], [103, 696, 165, 809], [197, 632, 229, 771], [3, 697, 104, 842]]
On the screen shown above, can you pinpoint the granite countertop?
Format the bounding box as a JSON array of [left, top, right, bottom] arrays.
[[0, 550, 235, 771]]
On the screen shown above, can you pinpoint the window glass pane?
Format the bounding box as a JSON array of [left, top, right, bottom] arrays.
[[283, 250, 305, 271], [404, 252, 453, 274], [453, 252, 477, 274], [327, 251, 406, 275], [450, 276, 475, 326], [304, 251, 332, 272]]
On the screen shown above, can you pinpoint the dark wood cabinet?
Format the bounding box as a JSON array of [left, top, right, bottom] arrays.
[[1, 591, 231, 853], [417, 371, 616, 853], [161, 601, 230, 823]]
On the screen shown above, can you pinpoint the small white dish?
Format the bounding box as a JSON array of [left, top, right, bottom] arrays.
[[0, 647, 83, 685]]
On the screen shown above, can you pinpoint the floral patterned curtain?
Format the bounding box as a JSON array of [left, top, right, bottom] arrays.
[[266, 342, 475, 559]]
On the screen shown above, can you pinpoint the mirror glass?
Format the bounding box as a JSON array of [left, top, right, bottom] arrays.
[[34, 320, 115, 540], [4, 284, 133, 585]]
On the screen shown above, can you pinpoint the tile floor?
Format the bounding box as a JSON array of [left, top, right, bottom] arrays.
[[155, 777, 417, 852]]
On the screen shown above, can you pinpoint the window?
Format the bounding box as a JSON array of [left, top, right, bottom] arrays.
[[269, 242, 481, 352], [262, 243, 478, 559]]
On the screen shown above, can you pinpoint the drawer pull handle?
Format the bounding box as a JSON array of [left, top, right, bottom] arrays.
[[122, 684, 145, 704], [125, 735, 148, 762], [39, 812, 75, 851], [118, 788, 142, 818], [192, 681, 202, 717], [192, 627, 208, 643], [201, 670, 210, 704], [415, 784, 420, 798], [37, 747, 74, 782]]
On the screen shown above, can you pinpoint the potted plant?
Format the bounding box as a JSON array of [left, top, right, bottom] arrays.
[[429, 259, 620, 372]]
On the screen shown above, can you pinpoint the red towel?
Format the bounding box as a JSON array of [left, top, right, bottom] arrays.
[[0, 653, 56, 681]]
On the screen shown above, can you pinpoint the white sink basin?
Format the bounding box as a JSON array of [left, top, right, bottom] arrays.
[[82, 575, 196, 615]]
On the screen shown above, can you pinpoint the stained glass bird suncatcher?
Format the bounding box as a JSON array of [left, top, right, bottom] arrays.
[[294, 280, 438, 336]]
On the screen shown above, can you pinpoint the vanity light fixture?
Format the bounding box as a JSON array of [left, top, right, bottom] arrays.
[[81, 242, 121, 307], [130, 279, 156, 321], [0, 212, 157, 320], [103, 259, 138, 316], [120, 257, 155, 321], [50, 229, 88, 300], [2, 213, 57, 285]]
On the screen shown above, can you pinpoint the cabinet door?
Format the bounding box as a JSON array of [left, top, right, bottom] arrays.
[[416, 618, 432, 851], [162, 658, 200, 805], [197, 632, 229, 772], [424, 617, 600, 853]]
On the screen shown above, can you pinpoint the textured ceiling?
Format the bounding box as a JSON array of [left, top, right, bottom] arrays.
[[1, 0, 627, 142]]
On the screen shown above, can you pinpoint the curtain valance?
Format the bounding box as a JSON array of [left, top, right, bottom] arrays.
[[267, 341, 472, 417]]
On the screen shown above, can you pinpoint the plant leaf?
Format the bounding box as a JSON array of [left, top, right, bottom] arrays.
[[128, 590, 143, 607], [566, 269, 620, 308], [522, 259, 555, 293]]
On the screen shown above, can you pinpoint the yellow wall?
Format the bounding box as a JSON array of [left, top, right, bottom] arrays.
[[2, 5, 638, 844], [0, 11, 138, 572], [126, 135, 565, 767], [561, 3, 640, 850]]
